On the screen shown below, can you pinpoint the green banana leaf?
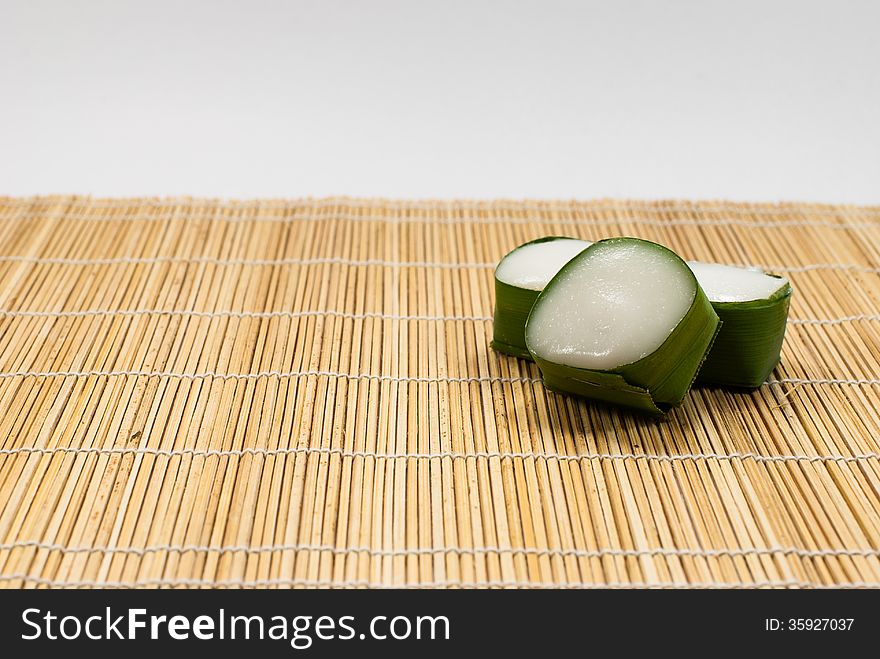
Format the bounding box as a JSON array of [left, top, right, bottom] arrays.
[[526, 238, 721, 415], [491, 280, 539, 359], [491, 236, 584, 359], [696, 279, 792, 388], [492, 236, 792, 390]]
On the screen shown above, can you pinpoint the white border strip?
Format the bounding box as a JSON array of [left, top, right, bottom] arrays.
[[4, 196, 879, 214], [1, 445, 877, 464]]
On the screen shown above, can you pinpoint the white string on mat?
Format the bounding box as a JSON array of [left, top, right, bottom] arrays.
[[0, 369, 541, 384], [3, 209, 879, 230], [1, 445, 878, 465], [2, 574, 871, 588], [0, 369, 876, 386], [772, 263, 880, 273], [787, 315, 880, 325], [769, 377, 880, 386], [0, 307, 877, 326], [0, 255, 495, 268], [1, 254, 879, 275], [3, 540, 879, 560], [0, 309, 494, 322]]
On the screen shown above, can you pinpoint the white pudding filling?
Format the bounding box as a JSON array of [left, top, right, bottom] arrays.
[[495, 238, 592, 291], [686, 261, 789, 303], [526, 241, 695, 370]]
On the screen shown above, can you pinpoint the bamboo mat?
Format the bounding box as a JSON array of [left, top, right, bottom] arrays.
[[1, 196, 880, 589]]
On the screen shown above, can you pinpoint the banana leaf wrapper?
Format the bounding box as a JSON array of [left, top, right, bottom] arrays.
[[491, 236, 580, 359], [696, 280, 792, 388], [526, 239, 721, 415]]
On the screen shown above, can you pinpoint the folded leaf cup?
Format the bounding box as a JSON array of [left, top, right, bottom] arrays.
[[524, 238, 721, 415]]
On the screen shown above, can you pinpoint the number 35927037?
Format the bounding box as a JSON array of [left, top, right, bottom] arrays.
[[765, 618, 854, 631]]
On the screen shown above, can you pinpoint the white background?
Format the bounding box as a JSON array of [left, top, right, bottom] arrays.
[[1, 0, 878, 202]]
